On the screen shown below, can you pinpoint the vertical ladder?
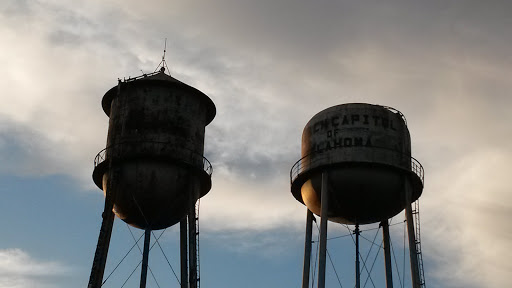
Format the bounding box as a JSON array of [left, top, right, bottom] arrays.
[[412, 200, 426, 288], [195, 200, 201, 288]]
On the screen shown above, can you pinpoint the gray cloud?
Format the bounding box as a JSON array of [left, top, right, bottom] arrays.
[[0, 248, 71, 288], [1, 1, 511, 287]]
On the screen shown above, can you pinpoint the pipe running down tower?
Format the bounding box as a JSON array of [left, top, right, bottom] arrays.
[[290, 103, 425, 288], [88, 67, 215, 288]]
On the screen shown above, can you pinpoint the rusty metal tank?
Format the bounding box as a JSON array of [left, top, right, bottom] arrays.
[[92, 68, 215, 230], [290, 103, 423, 225]]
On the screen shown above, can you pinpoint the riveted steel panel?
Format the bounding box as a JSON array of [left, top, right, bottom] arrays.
[[291, 103, 423, 224], [94, 71, 215, 230]]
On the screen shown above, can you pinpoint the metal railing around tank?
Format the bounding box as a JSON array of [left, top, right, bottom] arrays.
[[94, 141, 213, 176], [290, 147, 424, 185], [383, 105, 407, 126], [410, 156, 424, 184], [120, 70, 162, 83]]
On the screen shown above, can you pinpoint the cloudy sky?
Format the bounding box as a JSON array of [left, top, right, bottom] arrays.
[[1, 0, 511, 287]]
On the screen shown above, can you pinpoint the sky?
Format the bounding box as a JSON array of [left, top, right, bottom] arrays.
[[0, 0, 511, 287]]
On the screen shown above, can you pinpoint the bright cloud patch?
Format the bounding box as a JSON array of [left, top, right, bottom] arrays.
[[0, 1, 512, 288], [0, 249, 70, 288]]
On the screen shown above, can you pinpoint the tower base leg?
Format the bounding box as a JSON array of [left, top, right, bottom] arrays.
[[180, 217, 189, 288], [302, 209, 314, 288], [88, 197, 115, 288], [317, 172, 329, 288], [382, 220, 393, 288], [405, 177, 421, 288], [140, 229, 151, 288]]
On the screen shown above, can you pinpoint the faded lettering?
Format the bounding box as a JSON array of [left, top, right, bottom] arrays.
[[314, 136, 372, 153], [312, 113, 399, 132]]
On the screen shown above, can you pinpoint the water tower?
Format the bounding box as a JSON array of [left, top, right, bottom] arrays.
[[290, 103, 425, 288], [88, 67, 215, 288]]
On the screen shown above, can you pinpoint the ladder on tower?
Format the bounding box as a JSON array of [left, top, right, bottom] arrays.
[[412, 200, 426, 288], [195, 200, 201, 288]]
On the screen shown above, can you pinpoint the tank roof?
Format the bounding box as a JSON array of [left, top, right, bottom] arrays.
[[307, 103, 407, 127], [127, 67, 184, 83], [101, 68, 216, 124]]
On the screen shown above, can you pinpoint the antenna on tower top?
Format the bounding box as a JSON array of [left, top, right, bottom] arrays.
[[155, 38, 170, 74], [163, 38, 167, 61]]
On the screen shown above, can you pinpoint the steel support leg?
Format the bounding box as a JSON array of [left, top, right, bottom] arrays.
[[381, 220, 394, 288], [140, 229, 151, 288], [302, 209, 314, 288], [88, 194, 115, 288], [405, 178, 421, 288], [180, 217, 189, 288], [355, 224, 360, 288], [318, 173, 329, 288], [189, 201, 198, 288]]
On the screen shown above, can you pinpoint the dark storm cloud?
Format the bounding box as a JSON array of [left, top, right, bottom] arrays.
[[139, 0, 512, 73]]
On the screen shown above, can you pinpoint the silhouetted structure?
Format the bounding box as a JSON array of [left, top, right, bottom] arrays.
[[291, 103, 425, 288], [88, 67, 215, 288]]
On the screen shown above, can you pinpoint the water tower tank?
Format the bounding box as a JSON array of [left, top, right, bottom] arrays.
[[92, 68, 215, 230], [291, 103, 423, 224]]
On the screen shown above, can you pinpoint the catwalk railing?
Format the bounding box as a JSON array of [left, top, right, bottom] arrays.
[[94, 141, 213, 176], [290, 147, 424, 185]]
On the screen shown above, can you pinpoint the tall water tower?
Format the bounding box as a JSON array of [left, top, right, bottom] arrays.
[[88, 67, 215, 288], [290, 103, 425, 288]]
